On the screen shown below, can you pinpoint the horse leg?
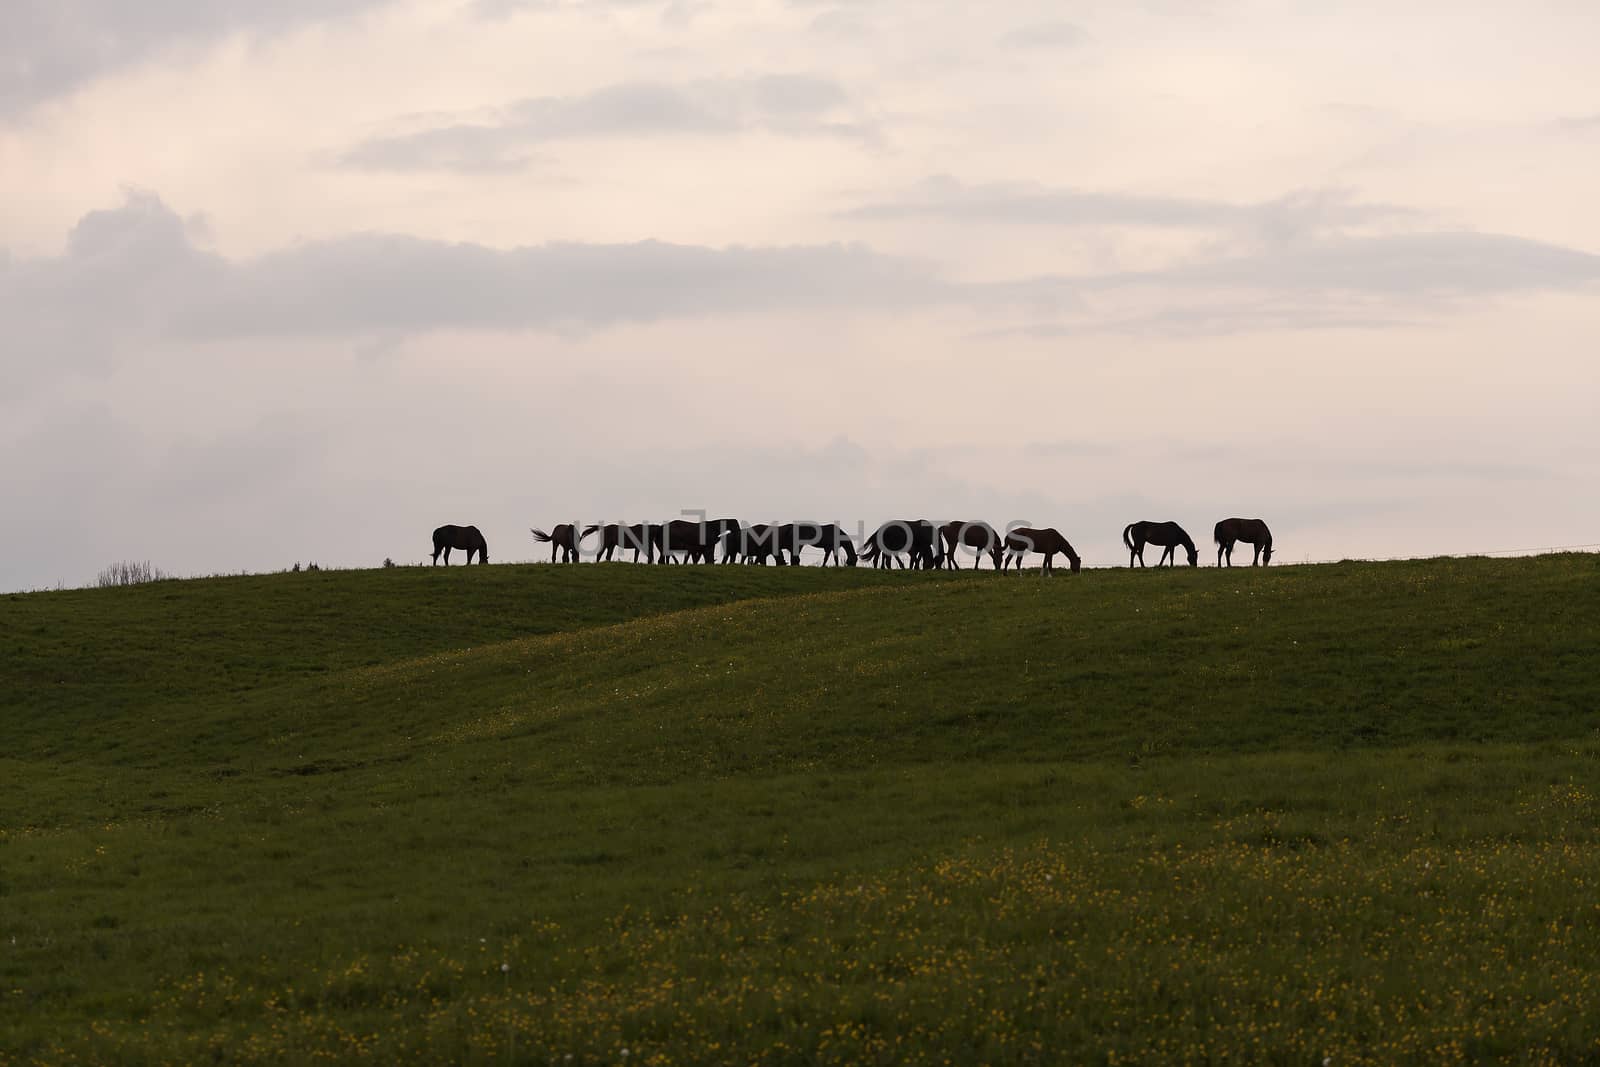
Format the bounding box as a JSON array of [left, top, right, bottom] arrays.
[[1043, 552, 1053, 575], [1252, 543, 1262, 566]]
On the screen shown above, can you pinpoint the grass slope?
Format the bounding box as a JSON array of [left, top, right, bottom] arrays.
[[2, 556, 1598, 1064]]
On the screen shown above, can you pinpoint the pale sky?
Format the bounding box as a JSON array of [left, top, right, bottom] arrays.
[[3, 0, 1599, 588]]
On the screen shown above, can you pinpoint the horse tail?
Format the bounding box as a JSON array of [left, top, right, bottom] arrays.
[[580, 524, 601, 539], [860, 532, 880, 562], [530, 528, 551, 543], [1121, 523, 1136, 550]]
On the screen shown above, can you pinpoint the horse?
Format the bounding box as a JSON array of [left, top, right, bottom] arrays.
[[939, 520, 1004, 570], [531, 524, 581, 563], [654, 519, 720, 564], [582, 523, 653, 563], [431, 524, 488, 565], [703, 519, 745, 563], [719, 524, 785, 565], [861, 520, 941, 570], [1123, 520, 1197, 568], [1214, 517, 1274, 567], [776, 523, 858, 566], [1001, 527, 1081, 574]]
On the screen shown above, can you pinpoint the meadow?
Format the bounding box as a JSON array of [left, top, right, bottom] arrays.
[[2, 555, 1598, 1064]]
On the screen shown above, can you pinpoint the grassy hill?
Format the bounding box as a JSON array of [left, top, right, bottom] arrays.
[[2, 556, 1598, 1064]]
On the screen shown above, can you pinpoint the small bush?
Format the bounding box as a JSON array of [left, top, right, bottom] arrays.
[[383, 558, 396, 569], [95, 561, 169, 588]]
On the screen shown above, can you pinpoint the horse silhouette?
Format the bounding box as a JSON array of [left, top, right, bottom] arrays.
[[583, 523, 653, 563], [431, 524, 488, 565], [702, 519, 744, 563], [654, 519, 721, 564], [721, 524, 784, 565], [531, 525, 580, 563], [862, 520, 941, 570], [1123, 520, 1197, 568], [777, 523, 858, 566], [939, 521, 1004, 570], [1001, 527, 1081, 574], [1215, 517, 1274, 566]]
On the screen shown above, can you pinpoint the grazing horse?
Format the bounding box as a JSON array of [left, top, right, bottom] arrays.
[[1001, 527, 1081, 574], [582, 523, 654, 563], [720, 524, 785, 565], [939, 521, 1004, 571], [1215, 517, 1274, 567], [861, 520, 942, 570], [654, 519, 719, 564], [531, 524, 581, 563], [777, 523, 858, 567], [1123, 520, 1197, 568], [431, 524, 488, 565]]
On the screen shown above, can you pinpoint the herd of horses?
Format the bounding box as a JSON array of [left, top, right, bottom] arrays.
[[429, 517, 1275, 570]]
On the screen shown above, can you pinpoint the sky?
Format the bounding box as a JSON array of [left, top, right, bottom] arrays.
[[3, 0, 1599, 588]]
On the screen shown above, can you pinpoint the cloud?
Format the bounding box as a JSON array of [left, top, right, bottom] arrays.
[[997, 21, 1089, 50], [845, 176, 1600, 330], [977, 230, 1600, 337], [982, 302, 1422, 339], [340, 76, 875, 172], [0, 0, 395, 116], [844, 176, 1412, 241], [2, 192, 984, 368], [0, 191, 222, 376], [1100, 231, 1600, 296]]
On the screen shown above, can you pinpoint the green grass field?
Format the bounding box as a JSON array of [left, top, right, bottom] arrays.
[[3, 556, 1599, 1065]]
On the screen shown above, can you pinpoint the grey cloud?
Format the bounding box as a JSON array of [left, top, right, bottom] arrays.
[[188, 234, 947, 337], [0, 0, 394, 116], [997, 21, 1089, 50], [2, 193, 964, 362], [983, 302, 1423, 339], [844, 176, 1412, 239], [0, 190, 222, 375], [470, 0, 662, 16], [977, 229, 1600, 337], [340, 76, 873, 172], [1101, 231, 1600, 296]]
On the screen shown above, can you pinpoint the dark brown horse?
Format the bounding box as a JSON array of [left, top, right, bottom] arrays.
[[861, 520, 941, 570], [1215, 517, 1274, 566], [432, 524, 488, 565], [939, 520, 1004, 570], [1001, 527, 1081, 574], [654, 519, 720, 564], [1123, 520, 1197, 568], [531, 525, 580, 563], [582, 523, 653, 563], [777, 523, 858, 566], [703, 519, 744, 563], [721, 524, 784, 565]]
